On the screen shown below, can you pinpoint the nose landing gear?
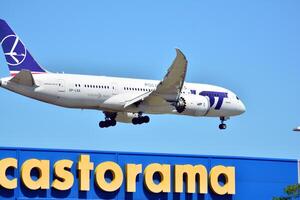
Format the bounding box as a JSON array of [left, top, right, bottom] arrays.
[[219, 116, 229, 130], [219, 123, 227, 130]]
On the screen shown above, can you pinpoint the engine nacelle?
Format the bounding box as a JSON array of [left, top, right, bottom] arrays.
[[175, 95, 210, 116]]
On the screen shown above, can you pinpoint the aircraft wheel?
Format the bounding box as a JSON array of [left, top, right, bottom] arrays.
[[132, 116, 150, 125], [143, 116, 150, 123], [138, 118, 144, 124], [111, 120, 117, 126], [219, 124, 227, 130], [99, 121, 106, 128], [132, 118, 138, 125]]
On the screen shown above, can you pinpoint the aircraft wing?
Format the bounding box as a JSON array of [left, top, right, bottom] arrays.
[[152, 48, 187, 102], [124, 49, 187, 108]]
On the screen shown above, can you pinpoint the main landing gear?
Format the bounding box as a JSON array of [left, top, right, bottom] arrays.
[[219, 116, 228, 130], [99, 112, 117, 128], [132, 113, 150, 125]]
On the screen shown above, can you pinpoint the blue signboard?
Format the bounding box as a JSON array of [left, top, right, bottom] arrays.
[[0, 147, 298, 199]]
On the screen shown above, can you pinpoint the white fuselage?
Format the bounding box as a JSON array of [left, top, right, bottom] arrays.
[[0, 73, 245, 118]]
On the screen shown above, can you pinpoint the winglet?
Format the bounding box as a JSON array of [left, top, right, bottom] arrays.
[[175, 48, 187, 61]]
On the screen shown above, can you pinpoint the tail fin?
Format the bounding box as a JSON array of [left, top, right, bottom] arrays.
[[0, 19, 47, 76]]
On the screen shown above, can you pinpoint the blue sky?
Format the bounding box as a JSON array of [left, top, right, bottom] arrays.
[[0, 1, 299, 159]]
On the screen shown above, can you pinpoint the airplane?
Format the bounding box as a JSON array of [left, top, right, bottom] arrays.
[[0, 19, 246, 129], [293, 126, 300, 131]]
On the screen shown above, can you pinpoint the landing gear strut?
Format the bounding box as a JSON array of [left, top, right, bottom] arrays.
[[132, 113, 150, 125], [219, 116, 228, 130], [99, 112, 117, 128]]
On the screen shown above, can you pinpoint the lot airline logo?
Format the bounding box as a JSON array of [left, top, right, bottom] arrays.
[[0, 155, 235, 195], [1, 35, 27, 66]]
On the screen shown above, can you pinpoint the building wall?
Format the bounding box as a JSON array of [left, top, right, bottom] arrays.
[[0, 147, 298, 200]]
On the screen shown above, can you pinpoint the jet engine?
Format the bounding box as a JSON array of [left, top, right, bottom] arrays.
[[175, 95, 210, 116]]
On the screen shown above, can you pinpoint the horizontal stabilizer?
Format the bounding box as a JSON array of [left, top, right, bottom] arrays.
[[10, 70, 35, 86]]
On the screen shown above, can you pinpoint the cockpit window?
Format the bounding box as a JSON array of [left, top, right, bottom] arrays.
[[236, 96, 240, 100]]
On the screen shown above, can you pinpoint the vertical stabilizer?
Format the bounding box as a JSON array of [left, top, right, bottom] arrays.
[[0, 19, 47, 76]]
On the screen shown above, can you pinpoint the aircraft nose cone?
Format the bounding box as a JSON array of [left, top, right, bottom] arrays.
[[238, 101, 246, 114]]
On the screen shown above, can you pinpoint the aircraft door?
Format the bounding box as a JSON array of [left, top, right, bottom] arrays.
[[111, 82, 119, 95], [57, 80, 65, 92]]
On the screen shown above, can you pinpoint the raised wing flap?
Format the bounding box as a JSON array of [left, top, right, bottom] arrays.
[[10, 70, 35, 86]]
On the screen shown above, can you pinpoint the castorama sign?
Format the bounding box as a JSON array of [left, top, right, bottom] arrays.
[[0, 155, 235, 194], [0, 147, 298, 199]]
